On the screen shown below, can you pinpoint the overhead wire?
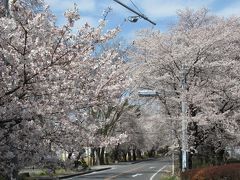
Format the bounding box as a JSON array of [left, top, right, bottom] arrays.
[[129, 0, 156, 29], [113, 0, 156, 25], [129, 0, 144, 16]]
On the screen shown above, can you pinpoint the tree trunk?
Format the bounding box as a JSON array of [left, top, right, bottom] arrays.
[[90, 148, 95, 166], [105, 152, 109, 165], [216, 149, 225, 165], [188, 152, 192, 169], [96, 147, 100, 165], [137, 149, 142, 159], [8, 169, 19, 180], [100, 147, 105, 165], [113, 144, 120, 163], [127, 150, 132, 161], [68, 152, 73, 159], [74, 151, 82, 168], [179, 149, 182, 170], [9, 153, 19, 180], [133, 149, 136, 161], [148, 149, 155, 157], [122, 152, 127, 162]]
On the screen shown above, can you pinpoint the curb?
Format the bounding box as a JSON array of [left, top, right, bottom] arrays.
[[58, 160, 152, 178], [59, 167, 111, 179], [94, 167, 112, 172]]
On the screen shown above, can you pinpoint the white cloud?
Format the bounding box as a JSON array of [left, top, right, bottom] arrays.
[[139, 0, 183, 18], [136, 0, 215, 18]]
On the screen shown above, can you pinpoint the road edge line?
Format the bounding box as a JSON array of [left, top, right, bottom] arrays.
[[149, 165, 167, 180]]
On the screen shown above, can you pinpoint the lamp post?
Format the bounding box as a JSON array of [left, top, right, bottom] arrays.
[[138, 66, 188, 173], [181, 65, 188, 172], [113, 0, 156, 25], [138, 89, 175, 175], [3, 0, 10, 17]]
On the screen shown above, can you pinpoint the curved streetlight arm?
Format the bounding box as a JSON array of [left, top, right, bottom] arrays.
[[113, 0, 156, 25]]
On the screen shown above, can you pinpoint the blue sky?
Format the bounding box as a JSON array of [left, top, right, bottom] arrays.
[[45, 0, 240, 41]]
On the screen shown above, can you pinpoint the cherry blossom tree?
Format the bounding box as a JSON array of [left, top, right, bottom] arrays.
[[129, 8, 240, 168], [0, 0, 129, 178], [81, 98, 140, 165]]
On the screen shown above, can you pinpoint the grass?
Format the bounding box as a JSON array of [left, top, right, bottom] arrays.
[[54, 168, 76, 175], [18, 168, 78, 180], [159, 164, 180, 180], [160, 175, 179, 180]]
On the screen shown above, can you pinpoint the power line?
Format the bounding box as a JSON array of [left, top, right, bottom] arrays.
[[129, 0, 143, 16], [113, 0, 156, 26]]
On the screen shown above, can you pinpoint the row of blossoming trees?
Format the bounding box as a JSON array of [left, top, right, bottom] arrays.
[[0, 0, 147, 178], [129, 8, 240, 168], [1, 0, 240, 178]]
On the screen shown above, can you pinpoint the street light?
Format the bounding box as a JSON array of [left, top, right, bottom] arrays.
[[138, 66, 188, 172], [113, 0, 156, 26], [3, 0, 10, 17], [128, 16, 139, 23], [180, 65, 188, 172], [138, 89, 175, 175]]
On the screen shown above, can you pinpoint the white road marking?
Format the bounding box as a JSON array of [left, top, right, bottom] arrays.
[[132, 173, 143, 177], [149, 167, 155, 169], [149, 165, 167, 180]]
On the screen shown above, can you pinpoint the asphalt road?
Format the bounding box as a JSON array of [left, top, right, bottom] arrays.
[[65, 158, 171, 180]]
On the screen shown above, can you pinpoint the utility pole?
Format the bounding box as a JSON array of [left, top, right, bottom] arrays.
[[181, 65, 188, 172], [171, 118, 175, 175], [138, 90, 175, 175], [113, 0, 156, 25], [138, 66, 188, 172], [3, 0, 10, 17]]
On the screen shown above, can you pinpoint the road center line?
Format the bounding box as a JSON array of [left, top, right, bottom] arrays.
[[149, 165, 167, 180], [104, 165, 145, 180]]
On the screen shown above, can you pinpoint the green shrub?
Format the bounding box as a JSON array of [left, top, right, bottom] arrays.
[[54, 168, 76, 175], [80, 159, 88, 169], [19, 172, 30, 179], [30, 170, 47, 177], [227, 158, 240, 164]]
